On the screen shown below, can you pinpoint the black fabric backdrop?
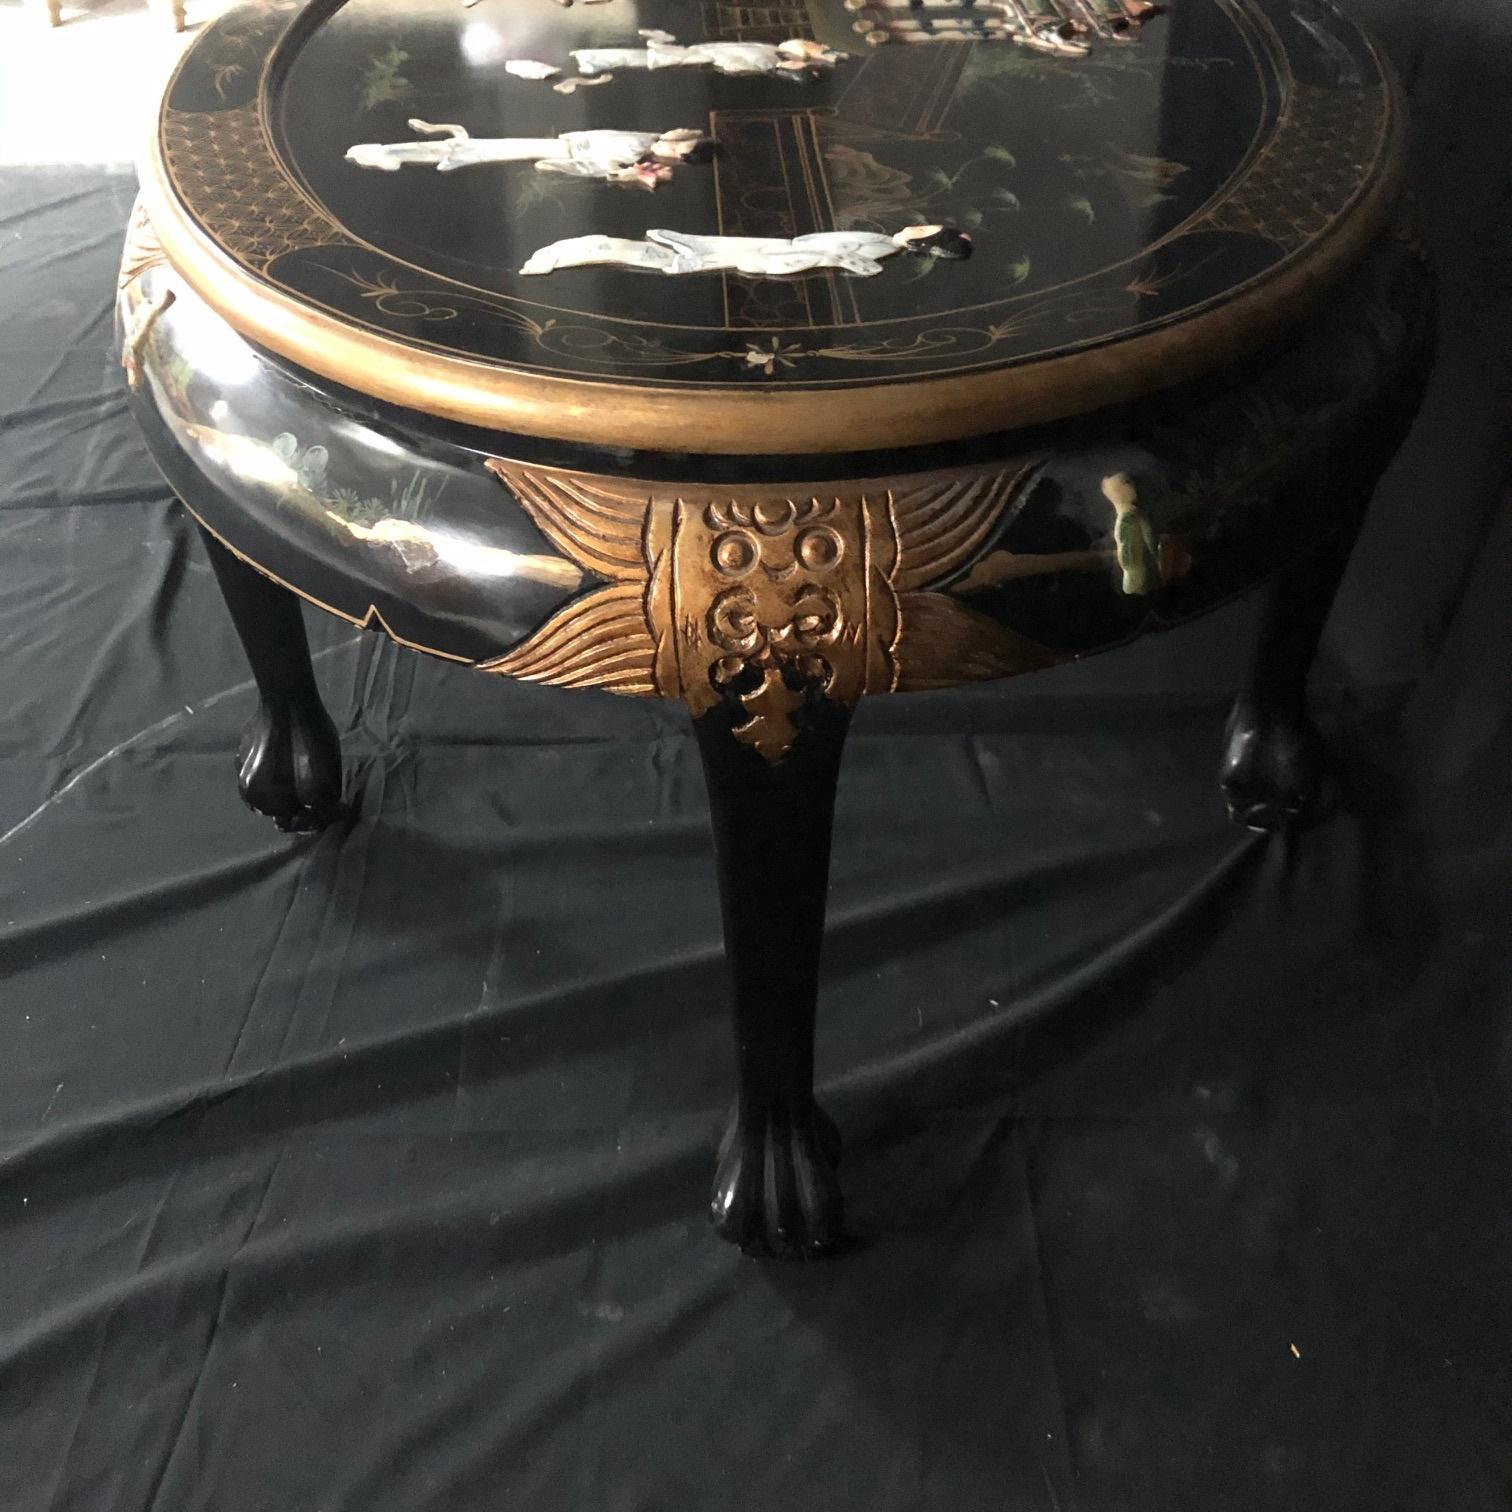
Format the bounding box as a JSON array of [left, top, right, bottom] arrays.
[[2, 3, 1511, 1505]]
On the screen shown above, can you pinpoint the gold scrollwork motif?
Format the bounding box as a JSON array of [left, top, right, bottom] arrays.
[[482, 460, 1056, 760]]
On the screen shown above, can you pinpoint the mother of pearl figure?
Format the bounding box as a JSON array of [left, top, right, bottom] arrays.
[[572, 29, 847, 80], [519, 226, 973, 278], [346, 121, 715, 190]]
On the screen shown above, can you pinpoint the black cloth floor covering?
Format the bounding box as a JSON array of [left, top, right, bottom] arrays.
[[2, 3, 1511, 1503]]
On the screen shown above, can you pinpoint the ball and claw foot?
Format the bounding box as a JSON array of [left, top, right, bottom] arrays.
[[711, 1096, 847, 1258], [236, 700, 343, 832], [1220, 697, 1332, 833]]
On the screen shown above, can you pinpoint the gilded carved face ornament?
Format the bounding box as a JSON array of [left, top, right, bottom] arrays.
[[704, 498, 848, 695], [481, 460, 1058, 761]]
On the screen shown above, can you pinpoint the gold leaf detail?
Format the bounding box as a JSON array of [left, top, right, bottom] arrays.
[[119, 198, 168, 291], [890, 461, 1043, 591], [480, 584, 657, 694], [1190, 84, 1388, 252], [731, 667, 806, 761], [481, 459, 1054, 758], [161, 104, 345, 273], [893, 593, 1057, 690], [484, 461, 649, 582]]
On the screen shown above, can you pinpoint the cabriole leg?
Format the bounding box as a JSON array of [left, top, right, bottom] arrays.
[[1221, 519, 1363, 831], [1221, 347, 1427, 834], [198, 523, 343, 832], [694, 696, 851, 1258]]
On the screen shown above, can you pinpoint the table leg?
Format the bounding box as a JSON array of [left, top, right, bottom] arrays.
[[694, 695, 851, 1257], [1220, 339, 1429, 833], [198, 524, 344, 832], [1217, 260, 1436, 831], [1220, 520, 1362, 831]]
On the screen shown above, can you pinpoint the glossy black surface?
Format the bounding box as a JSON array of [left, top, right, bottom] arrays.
[[697, 697, 852, 1256], [199, 523, 346, 830], [123, 261, 585, 664], [1217, 340, 1430, 830], [120, 232, 1429, 672], [160, 0, 1394, 388]]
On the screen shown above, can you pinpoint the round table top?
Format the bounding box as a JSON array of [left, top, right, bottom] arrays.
[[143, 0, 1404, 454]]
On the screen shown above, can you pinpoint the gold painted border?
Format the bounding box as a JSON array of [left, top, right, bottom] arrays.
[[139, 41, 1406, 455]]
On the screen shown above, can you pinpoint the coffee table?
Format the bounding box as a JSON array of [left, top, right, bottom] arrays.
[[119, 0, 1430, 1255]]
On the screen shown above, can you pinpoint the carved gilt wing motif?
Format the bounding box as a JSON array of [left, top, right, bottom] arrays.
[[893, 592, 1057, 690], [119, 198, 169, 292], [889, 461, 1044, 592], [479, 463, 657, 692], [479, 583, 658, 695], [481, 458, 1055, 760], [482, 460, 649, 581]]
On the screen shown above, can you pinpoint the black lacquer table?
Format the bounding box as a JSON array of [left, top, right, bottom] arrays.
[[119, 0, 1430, 1255]]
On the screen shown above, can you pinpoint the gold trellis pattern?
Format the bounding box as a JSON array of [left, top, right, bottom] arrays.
[[1190, 83, 1388, 253], [161, 104, 345, 272]]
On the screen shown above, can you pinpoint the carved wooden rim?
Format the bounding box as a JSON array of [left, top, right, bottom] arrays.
[[137, 71, 1406, 456]]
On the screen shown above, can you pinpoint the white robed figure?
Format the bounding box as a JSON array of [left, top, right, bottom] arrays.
[[520, 225, 974, 279], [571, 29, 847, 80], [346, 120, 716, 190]]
